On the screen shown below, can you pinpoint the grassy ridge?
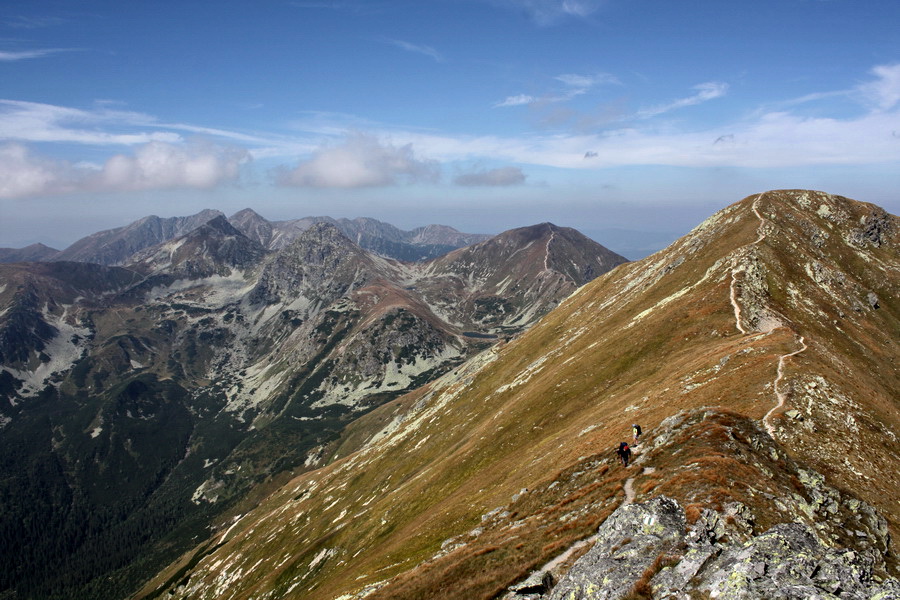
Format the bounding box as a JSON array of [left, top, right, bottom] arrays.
[[138, 191, 899, 599]]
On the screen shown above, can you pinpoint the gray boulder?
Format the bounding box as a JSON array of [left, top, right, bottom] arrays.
[[543, 496, 898, 600]]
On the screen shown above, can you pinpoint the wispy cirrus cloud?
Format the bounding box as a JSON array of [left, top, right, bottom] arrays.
[[3, 15, 64, 29], [0, 48, 75, 61], [409, 64, 900, 170], [487, 0, 607, 25], [0, 99, 179, 145], [858, 63, 900, 111], [494, 71, 618, 108], [635, 81, 729, 119], [494, 94, 537, 108], [381, 38, 444, 62]]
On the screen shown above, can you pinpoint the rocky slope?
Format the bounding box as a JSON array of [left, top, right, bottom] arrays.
[[135, 190, 897, 600], [0, 218, 619, 599]]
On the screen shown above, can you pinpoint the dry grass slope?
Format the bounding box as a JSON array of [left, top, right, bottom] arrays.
[[137, 190, 898, 600]]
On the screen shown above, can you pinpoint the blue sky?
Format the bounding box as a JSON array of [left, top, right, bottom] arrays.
[[1, 0, 899, 256]]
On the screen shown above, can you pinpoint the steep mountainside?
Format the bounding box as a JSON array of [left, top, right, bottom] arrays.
[[138, 190, 897, 600], [418, 223, 627, 332], [0, 219, 619, 599]]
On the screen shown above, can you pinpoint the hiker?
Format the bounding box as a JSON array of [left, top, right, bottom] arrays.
[[616, 442, 631, 467], [632, 424, 642, 445]]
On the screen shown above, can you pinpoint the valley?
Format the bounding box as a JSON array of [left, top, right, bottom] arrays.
[[0, 212, 623, 599]]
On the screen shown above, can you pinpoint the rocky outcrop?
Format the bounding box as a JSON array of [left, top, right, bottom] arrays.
[[544, 496, 686, 600], [519, 495, 899, 600]]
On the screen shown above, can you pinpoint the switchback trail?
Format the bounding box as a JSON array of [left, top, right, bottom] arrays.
[[763, 336, 808, 438], [729, 193, 808, 439]]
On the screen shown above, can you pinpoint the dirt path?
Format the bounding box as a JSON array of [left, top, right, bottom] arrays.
[[543, 230, 556, 271], [623, 477, 636, 505], [763, 336, 808, 437], [729, 193, 767, 334], [729, 193, 808, 438]]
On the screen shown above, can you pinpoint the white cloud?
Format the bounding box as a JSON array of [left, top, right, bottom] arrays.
[[275, 133, 439, 188], [0, 143, 76, 199], [0, 141, 247, 199], [636, 82, 729, 119], [100, 141, 248, 191], [454, 166, 527, 186], [858, 63, 900, 112]]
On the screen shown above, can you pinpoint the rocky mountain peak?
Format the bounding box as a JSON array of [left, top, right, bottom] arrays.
[[194, 214, 243, 237], [130, 214, 267, 279]]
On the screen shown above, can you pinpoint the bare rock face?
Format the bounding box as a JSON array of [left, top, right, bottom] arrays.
[[542, 495, 897, 600], [546, 496, 686, 600]]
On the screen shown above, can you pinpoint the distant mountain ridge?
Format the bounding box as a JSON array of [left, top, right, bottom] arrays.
[[0, 242, 59, 262], [51, 209, 226, 265], [0, 209, 492, 266], [227, 210, 491, 261]]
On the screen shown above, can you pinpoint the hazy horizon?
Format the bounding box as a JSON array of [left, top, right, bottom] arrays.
[[2, 0, 898, 251]]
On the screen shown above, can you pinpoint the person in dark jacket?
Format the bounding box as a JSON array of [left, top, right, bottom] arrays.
[[616, 442, 631, 467]]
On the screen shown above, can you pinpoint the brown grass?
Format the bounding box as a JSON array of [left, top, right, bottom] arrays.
[[684, 503, 703, 524], [621, 551, 681, 600]]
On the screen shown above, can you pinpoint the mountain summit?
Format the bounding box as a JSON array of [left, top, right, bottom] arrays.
[[137, 190, 897, 600]]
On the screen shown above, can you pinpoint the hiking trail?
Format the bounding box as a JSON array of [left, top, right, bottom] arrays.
[[536, 451, 643, 575], [730, 193, 808, 438], [763, 336, 808, 438], [623, 478, 636, 505]]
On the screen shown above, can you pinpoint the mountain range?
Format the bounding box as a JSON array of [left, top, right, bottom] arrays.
[[0, 210, 493, 267], [0, 212, 625, 599], [129, 190, 898, 600]]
